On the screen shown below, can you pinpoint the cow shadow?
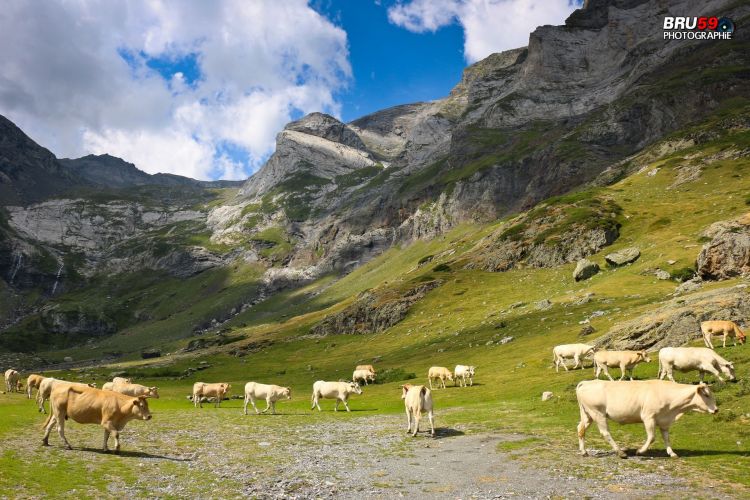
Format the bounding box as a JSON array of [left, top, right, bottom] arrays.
[[431, 427, 465, 440], [78, 447, 192, 461]]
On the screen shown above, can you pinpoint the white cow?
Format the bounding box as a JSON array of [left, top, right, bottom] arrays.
[[352, 369, 376, 386], [576, 379, 717, 458], [454, 365, 475, 387], [36, 378, 97, 414], [593, 350, 651, 381], [103, 381, 159, 398], [658, 347, 736, 383], [244, 382, 291, 415], [553, 344, 595, 372], [401, 384, 435, 437], [311, 381, 362, 412], [4, 369, 21, 393]]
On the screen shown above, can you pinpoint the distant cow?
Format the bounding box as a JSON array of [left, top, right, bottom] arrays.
[[4, 369, 21, 393], [356, 365, 376, 374], [112, 377, 132, 385], [701, 320, 747, 349], [553, 344, 595, 372], [104, 381, 159, 399], [243, 382, 291, 415], [352, 369, 376, 386], [576, 379, 717, 458], [427, 367, 453, 389], [593, 350, 650, 381], [401, 384, 434, 437], [454, 365, 475, 387], [311, 381, 362, 412], [37, 378, 97, 414], [42, 385, 151, 452], [26, 374, 45, 399], [192, 382, 231, 408], [658, 347, 736, 383]]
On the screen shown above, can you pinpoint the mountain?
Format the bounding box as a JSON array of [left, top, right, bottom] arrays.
[[1, 0, 749, 357]]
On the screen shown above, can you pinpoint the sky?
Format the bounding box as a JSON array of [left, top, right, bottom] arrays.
[[0, 0, 580, 181]]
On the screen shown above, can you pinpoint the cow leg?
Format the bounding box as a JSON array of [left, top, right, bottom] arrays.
[[723, 335, 727, 349], [262, 397, 272, 414], [334, 399, 339, 412], [577, 407, 592, 456], [405, 407, 412, 433], [595, 416, 626, 458], [573, 355, 580, 370], [603, 366, 614, 382], [251, 396, 261, 414], [103, 430, 111, 452], [42, 415, 57, 446], [699, 371, 705, 383], [342, 398, 351, 412], [270, 401, 276, 415], [636, 419, 656, 455], [428, 378, 433, 389], [413, 412, 421, 437], [427, 410, 435, 436], [57, 417, 72, 450], [660, 427, 678, 457]]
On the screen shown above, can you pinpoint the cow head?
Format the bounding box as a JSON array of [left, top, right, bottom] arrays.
[[131, 396, 152, 420], [469, 366, 476, 376], [349, 382, 363, 395], [401, 384, 413, 399], [739, 331, 747, 344], [282, 387, 292, 399], [638, 351, 651, 363], [692, 384, 718, 414], [223, 383, 231, 393], [721, 362, 736, 382], [16, 381, 23, 391], [147, 387, 160, 399]]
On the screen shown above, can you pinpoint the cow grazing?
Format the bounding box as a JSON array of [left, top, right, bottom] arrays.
[[26, 374, 44, 399], [454, 365, 475, 387], [593, 350, 651, 381], [658, 347, 736, 383], [701, 320, 747, 349], [4, 369, 21, 393], [192, 382, 231, 408], [105, 381, 159, 399], [553, 344, 595, 372], [401, 384, 434, 437], [576, 379, 717, 458], [37, 378, 97, 414], [243, 382, 291, 415], [42, 385, 151, 452], [427, 367, 453, 389], [311, 381, 362, 412], [352, 369, 376, 386]]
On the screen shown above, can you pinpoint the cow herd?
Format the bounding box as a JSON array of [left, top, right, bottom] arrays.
[[553, 319, 745, 458]]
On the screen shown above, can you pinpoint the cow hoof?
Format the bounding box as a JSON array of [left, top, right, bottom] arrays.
[[617, 450, 628, 459], [42, 440, 49, 447], [668, 452, 679, 458], [579, 450, 588, 457]]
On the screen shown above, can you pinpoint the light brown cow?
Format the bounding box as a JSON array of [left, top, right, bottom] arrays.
[[104, 381, 159, 399], [427, 367, 453, 389], [26, 374, 44, 399], [243, 382, 291, 415], [193, 382, 231, 408], [311, 381, 362, 412], [37, 378, 97, 414], [4, 369, 21, 393], [576, 379, 717, 458], [42, 385, 151, 452], [701, 320, 747, 349], [401, 384, 435, 437], [355, 364, 376, 374], [593, 350, 651, 381]]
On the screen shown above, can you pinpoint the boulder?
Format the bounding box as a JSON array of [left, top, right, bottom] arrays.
[[542, 392, 554, 401], [535, 299, 552, 310], [499, 336, 514, 345], [605, 247, 640, 266], [579, 325, 596, 337], [674, 277, 703, 295], [655, 269, 671, 280], [697, 223, 750, 280], [573, 259, 600, 281]]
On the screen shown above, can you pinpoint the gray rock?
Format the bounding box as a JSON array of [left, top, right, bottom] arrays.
[[573, 259, 600, 281], [675, 277, 703, 295], [542, 392, 554, 401], [579, 325, 596, 337], [535, 299, 552, 310], [697, 220, 750, 280], [63, 356, 73, 362], [605, 247, 641, 266], [655, 269, 671, 280], [667, 260, 677, 265], [499, 336, 514, 345]]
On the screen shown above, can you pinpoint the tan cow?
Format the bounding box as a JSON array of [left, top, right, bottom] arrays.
[[701, 320, 747, 349], [454, 365, 475, 387], [243, 382, 291, 415], [311, 380, 362, 412], [37, 378, 97, 414], [42, 385, 151, 452], [658, 347, 736, 383], [352, 369, 376, 386], [4, 369, 21, 393], [576, 379, 717, 458], [593, 350, 651, 381], [112, 377, 132, 385], [192, 382, 231, 408], [26, 374, 45, 399], [427, 367, 453, 389], [553, 344, 595, 372], [401, 384, 435, 437], [105, 381, 159, 399], [355, 364, 376, 374]]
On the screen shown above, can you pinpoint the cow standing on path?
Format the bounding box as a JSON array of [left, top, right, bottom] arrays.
[[311, 381, 362, 412], [244, 382, 291, 415], [37, 378, 97, 414], [401, 384, 435, 437], [576, 379, 717, 458]]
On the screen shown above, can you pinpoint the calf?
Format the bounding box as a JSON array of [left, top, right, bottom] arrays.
[[454, 365, 475, 387], [192, 382, 231, 408], [427, 367, 453, 389], [42, 385, 151, 452], [576, 379, 717, 458], [37, 378, 97, 414], [4, 369, 21, 393], [243, 382, 291, 415], [26, 374, 45, 399], [658, 347, 735, 383], [352, 369, 376, 386], [311, 381, 362, 412], [701, 320, 747, 349], [593, 350, 650, 381], [553, 344, 595, 372], [401, 384, 435, 437]]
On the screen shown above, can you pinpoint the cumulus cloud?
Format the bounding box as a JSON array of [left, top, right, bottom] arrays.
[[0, 0, 350, 180], [388, 0, 579, 62]]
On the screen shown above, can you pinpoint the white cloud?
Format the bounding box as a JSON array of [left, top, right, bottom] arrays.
[[388, 0, 578, 62], [0, 0, 350, 180]]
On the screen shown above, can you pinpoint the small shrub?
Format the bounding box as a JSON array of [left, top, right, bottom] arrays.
[[670, 267, 697, 282], [375, 368, 417, 384], [418, 254, 434, 265], [433, 263, 452, 272]]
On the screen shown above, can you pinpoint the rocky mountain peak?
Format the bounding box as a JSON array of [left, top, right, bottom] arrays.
[[285, 112, 366, 150]]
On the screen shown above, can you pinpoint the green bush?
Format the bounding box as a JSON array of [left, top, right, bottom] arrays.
[[375, 368, 417, 384], [433, 263, 452, 272], [670, 267, 697, 282]]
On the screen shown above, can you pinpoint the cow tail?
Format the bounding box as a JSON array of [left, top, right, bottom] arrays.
[[418, 386, 426, 415]]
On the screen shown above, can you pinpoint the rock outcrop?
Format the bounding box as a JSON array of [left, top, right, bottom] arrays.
[[605, 247, 641, 266], [574, 259, 600, 281], [697, 215, 750, 280]]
